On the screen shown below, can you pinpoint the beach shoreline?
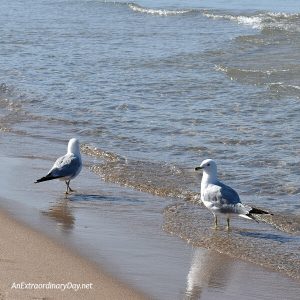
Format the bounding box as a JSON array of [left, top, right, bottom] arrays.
[[0, 206, 147, 300], [0, 134, 299, 300]]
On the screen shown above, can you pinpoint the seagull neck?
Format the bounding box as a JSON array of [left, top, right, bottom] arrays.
[[201, 171, 217, 186], [68, 146, 80, 156]]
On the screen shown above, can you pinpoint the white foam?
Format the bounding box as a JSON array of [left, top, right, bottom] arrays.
[[269, 82, 300, 90], [128, 3, 190, 16], [204, 11, 300, 32], [203, 12, 263, 29], [214, 65, 228, 73]]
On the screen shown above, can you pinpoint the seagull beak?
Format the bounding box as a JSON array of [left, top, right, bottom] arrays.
[[195, 166, 202, 171]]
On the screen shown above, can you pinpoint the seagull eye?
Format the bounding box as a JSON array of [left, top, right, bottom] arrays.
[[207, 163, 210, 166]]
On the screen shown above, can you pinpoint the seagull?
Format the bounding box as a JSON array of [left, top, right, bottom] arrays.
[[35, 138, 82, 194], [195, 159, 271, 229]]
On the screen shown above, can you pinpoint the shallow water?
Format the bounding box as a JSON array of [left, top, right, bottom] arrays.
[[0, 139, 300, 300], [0, 0, 300, 297]]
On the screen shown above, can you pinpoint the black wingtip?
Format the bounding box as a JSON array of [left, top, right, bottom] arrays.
[[35, 174, 55, 183], [35, 173, 65, 184], [249, 207, 273, 216]]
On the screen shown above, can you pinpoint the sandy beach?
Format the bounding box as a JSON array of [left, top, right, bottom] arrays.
[[0, 208, 147, 300]]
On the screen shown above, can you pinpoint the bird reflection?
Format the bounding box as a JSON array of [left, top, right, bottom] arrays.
[[185, 248, 233, 299], [43, 198, 75, 231]]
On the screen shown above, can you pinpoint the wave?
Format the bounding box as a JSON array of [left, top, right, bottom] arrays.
[[215, 64, 279, 76], [269, 82, 300, 91], [0, 83, 27, 132], [128, 3, 193, 16], [98, 1, 194, 16], [203, 11, 300, 32], [81, 144, 199, 200], [214, 64, 277, 85], [214, 65, 293, 77], [203, 12, 263, 29], [268, 82, 300, 98], [104, 2, 300, 33], [215, 65, 300, 97], [0, 83, 22, 111]]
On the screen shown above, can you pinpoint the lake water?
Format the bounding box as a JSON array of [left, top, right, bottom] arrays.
[[0, 0, 300, 298]]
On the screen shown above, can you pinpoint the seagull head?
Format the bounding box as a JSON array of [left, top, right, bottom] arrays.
[[68, 138, 80, 155], [195, 159, 217, 177]]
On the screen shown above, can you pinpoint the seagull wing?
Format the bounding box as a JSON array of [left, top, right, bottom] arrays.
[[35, 153, 81, 183], [203, 181, 249, 215], [49, 153, 81, 178]]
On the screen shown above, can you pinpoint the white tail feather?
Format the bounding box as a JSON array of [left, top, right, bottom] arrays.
[[239, 214, 259, 223]]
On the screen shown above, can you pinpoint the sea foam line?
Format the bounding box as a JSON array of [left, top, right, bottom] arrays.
[[269, 82, 300, 91], [215, 65, 291, 76], [203, 12, 263, 29], [203, 11, 300, 32], [128, 3, 191, 16]]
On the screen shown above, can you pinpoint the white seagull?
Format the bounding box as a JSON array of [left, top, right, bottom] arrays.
[[195, 159, 271, 229], [35, 138, 82, 194]]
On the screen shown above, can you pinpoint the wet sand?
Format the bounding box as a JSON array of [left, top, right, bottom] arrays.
[[0, 208, 147, 300]]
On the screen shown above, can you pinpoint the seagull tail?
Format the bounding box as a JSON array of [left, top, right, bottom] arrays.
[[34, 174, 63, 183], [240, 207, 273, 223], [249, 207, 273, 215]]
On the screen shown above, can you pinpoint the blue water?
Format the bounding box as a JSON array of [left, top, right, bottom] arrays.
[[141, 0, 300, 12], [2, 0, 299, 206], [0, 0, 300, 297]]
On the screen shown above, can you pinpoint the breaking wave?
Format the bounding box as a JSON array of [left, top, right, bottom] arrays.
[[81, 144, 199, 200], [203, 11, 300, 32], [128, 3, 192, 16]]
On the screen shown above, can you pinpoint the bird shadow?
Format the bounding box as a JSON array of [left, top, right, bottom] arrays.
[[237, 231, 293, 243]]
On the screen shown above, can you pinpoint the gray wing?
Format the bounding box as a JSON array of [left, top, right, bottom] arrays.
[[48, 153, 81, 178], [203, 181, 247, 214], [217, 181, 241, 205]]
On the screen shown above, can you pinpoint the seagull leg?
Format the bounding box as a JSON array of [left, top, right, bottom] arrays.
[[226, 217, 230, 230], [214, 215, 218, 229], [65, 180, 74, 194], [65, 180, 70, 194]]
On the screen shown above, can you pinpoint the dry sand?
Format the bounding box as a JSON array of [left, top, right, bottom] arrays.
[[0, 208, 147, 300]]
